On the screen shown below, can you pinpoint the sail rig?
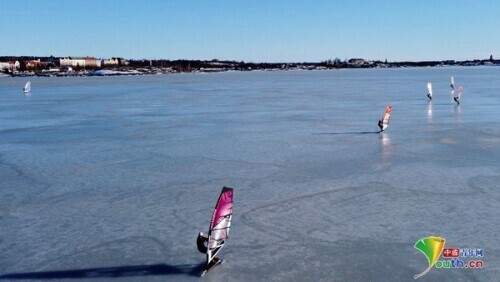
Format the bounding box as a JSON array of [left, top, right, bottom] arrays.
[[454, 86, 462, 104], [450, 77, 455, 96], [427, 82, 433, 100], [23, 81, 31, 95], [378, 104, 392, 132], [198, 186, 233, 275]]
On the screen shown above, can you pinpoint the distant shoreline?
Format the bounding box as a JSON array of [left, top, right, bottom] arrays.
[[1, 65, 499, 78], [1, 56, 499, 77]]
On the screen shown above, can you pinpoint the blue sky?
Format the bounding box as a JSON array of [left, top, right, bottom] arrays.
[[1, 0, 498, 62]]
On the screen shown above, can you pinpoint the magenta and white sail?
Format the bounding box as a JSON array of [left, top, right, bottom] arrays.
[[207, 186, 233, 264]]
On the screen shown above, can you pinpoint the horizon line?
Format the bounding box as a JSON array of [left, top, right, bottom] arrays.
[[0, 55, 496, 64]]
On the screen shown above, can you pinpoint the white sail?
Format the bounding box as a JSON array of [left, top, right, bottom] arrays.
[[427, 82, 433, 99], [450, 77, 455, 96], [23, 81, 31, 94]]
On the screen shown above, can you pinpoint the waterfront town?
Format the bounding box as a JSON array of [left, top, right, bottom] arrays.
[[1, 55, 499, 77]]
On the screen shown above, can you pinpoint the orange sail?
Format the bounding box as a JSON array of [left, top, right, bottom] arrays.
[[378, 104, 392, 131]]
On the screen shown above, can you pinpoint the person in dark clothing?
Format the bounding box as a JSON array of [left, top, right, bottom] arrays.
[[197, 232, 208, 253], [378, 119, 384, 131]]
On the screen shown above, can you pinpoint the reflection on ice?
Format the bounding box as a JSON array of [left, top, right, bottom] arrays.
[[380, 132, 391, 161], [454, 104, 461, 122], [427, 101, 433, 122], [380, 132, 391, 146]]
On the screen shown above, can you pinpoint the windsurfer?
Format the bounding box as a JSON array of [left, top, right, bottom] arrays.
[[427, 82, 433, 100], [197, 232, 222, 264], [198, 186, 233, 276], [378, 119, 383, 131]]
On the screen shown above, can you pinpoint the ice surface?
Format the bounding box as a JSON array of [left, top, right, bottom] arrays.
[[0, 68, 499, 281]]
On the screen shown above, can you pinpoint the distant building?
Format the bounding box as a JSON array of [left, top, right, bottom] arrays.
[[60, 56, 101, 68], [103, 58, 120, 67], [0, 61, 20, 71], [348, 58, 365, 66], [60, 57, 86, 68], [59, 56, 131, 69], [84, 56, 101, 68], [26, 59, 48, 70]]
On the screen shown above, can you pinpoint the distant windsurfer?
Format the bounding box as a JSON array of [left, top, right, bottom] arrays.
[[378, 104, 392, 132], [427, 82, 432, 100], [450, 77, 455, 96], [454, 86, 462, 105]]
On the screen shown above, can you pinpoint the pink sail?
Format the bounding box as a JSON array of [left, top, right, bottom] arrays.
[[454, 86, 462, 104], [207, 187, 233, 253]]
